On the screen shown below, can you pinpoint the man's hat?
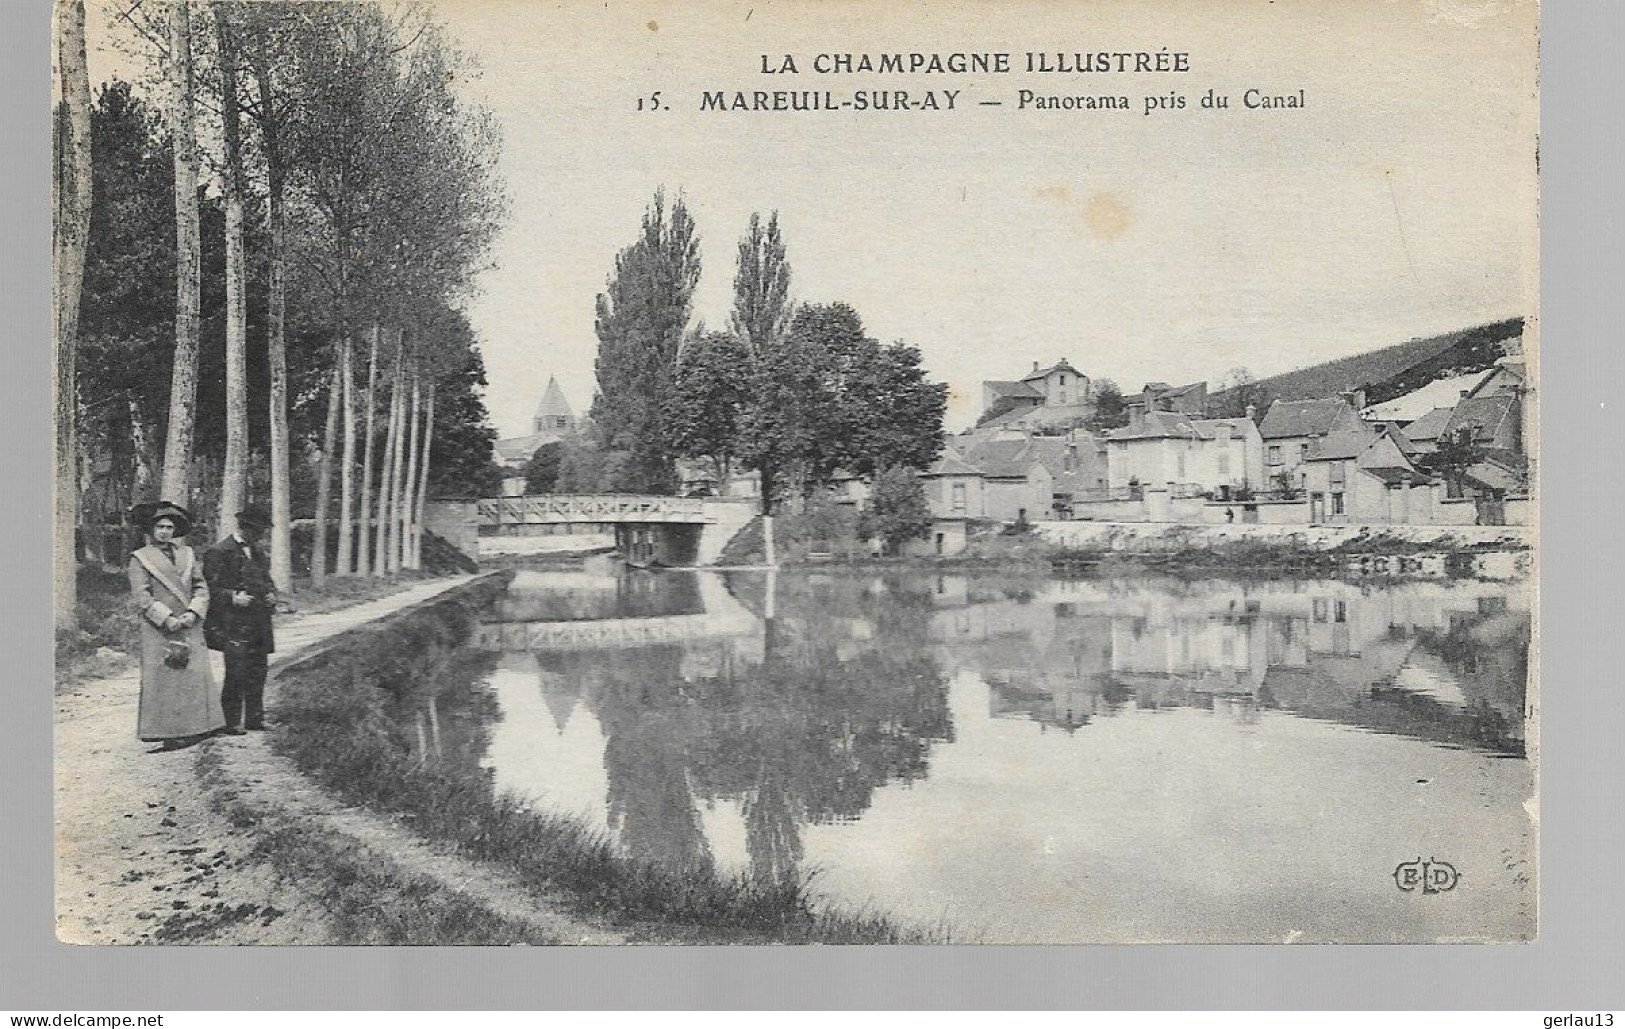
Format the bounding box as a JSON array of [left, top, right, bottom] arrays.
[[236, 505, 272, 530], [135, 501, 194, 537]]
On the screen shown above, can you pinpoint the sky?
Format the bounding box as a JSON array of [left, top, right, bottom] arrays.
[[87, 0, 1539, 436]]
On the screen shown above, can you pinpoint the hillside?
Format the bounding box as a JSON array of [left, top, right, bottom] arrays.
[[1212, 318, 1524, 410]]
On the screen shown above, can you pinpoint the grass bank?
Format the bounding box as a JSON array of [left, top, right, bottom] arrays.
[[266, 574, 940, 945]]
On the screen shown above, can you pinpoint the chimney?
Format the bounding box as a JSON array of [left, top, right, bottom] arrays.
[[1245, 403, 1257, 422], [1340, 388, 1367, 411], [1460, 389, 1471, 400], [1032, 361, 1041, 374]]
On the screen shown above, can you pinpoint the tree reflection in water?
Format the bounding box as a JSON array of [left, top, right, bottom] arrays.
[[530, 573, 953, 886]]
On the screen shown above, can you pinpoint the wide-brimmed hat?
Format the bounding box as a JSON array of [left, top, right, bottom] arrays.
[[135, 501, 194, 537], [236, 505, 272, 530]]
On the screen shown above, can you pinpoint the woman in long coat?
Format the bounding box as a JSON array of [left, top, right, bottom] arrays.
[[127, 502, 224, 747]]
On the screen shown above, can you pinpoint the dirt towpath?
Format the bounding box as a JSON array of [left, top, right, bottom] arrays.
[[54, 576, 481, 945]]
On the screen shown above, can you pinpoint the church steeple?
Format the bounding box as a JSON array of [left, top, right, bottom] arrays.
[[532, 376, 575, 434]]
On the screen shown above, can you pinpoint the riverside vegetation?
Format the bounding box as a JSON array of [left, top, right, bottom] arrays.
[[256, 573, 941, 944]]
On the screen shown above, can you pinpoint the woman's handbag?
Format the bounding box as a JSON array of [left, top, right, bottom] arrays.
[[162, 639, 192, 669]]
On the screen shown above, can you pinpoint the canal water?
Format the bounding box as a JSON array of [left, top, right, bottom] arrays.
[[415, 566, 1534, 943]]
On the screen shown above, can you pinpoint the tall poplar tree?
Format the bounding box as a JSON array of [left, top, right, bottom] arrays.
[[591, 191, 701, 493], [54, 0, 92, 631], [159, 1, 202, 502]]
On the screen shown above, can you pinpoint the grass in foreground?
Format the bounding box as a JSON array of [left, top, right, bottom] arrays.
[[267, 577, 942, 945], [197, 745, 557, 945]]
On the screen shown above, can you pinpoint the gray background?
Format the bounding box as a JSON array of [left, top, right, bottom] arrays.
[[5, 0, 1620, 1010]]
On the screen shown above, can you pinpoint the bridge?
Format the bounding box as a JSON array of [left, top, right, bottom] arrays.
[[428, 494, 758, 567], [474, 494, 711, 527]]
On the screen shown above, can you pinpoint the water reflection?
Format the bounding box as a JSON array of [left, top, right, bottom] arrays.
[[447, 568, 1533, 941], [925, 577, 1529, 755], [492, 572, 954, 885]]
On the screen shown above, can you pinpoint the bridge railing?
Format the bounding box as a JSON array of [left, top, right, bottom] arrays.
[[474, 493, 709, 526]]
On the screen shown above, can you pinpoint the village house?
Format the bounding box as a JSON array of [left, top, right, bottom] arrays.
[[958, 432, 1106, 522], [1104, 410, 1265, 499], [1298, 424, 1437, 524], [971, 359, 1097, 437], [1258, 394, 1368, 485], [1125, 381, 1208, 421]]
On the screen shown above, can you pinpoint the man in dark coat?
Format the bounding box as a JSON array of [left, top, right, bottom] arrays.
[[203, 506, 278, 733]]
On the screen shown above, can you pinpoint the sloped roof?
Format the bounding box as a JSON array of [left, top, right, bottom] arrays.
[[1111, 409, 1202, 442], [1306, 430, 1374, 462], [1444, 393, 1517, 442], [922, 450, 983, 477], [997, 402, 1095, 429], [1110, 411, 1251, 442], [984, 380, 1045, 399], [1463, 460, 1521, 492], [963, 439, 1035, 478], [1021, 359, 1081, 383], [493, 432, 555, 464], [1259, 399, 1357, 440], [1401, 407, 1456, 442], [533, 376, 574, 420]]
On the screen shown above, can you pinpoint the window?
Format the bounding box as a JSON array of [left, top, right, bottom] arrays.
[[951, 482, 967, 512], [1297, 442, 1308, 463], [1329, 460, 1346, 487], [1267, 445, 1283, 466], [1218, 452, 1231, 476], [1331, 492, 1345, 515]]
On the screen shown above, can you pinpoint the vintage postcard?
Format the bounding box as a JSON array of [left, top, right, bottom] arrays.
[[52, 0, 1537, 945]]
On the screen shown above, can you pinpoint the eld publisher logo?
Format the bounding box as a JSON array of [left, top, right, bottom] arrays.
[[1393, 858, 1460, 894]]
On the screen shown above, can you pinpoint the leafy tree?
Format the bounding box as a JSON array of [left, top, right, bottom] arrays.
[[422, 341, 501, 499], [591, 190, 701, 493], [1420, 427, 1486, 498], [523, 441, 565, 494], [79, 82, 174, 508], [860, 465, 933, 556], [747, 302, 945, 493], [1212, 367, 1273, 423], [730, 211, 792, 352], [840, 339, 948, 477], [1087, 379, 1129, 431], [668, 331, 752, 485]]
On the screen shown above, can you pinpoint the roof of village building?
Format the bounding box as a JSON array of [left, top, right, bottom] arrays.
[[1305, 430, 1375, 462], [1444, 392, 1518, 443], [1137, 381, 1203, 399], [533, 376, 574, 421], [1463, 459, 1522, 492], [493, 432, 556, 465], [983, 402, 1096, 431], [1107, 411, 1252, 442], [1258, 398, 1358, 439], [922, 450, 983, 477], [984, 380, 1045, 400], [963, 439, 1038, 478], [1020, 359, 1082, 382], [1401, 406, 1456, 442]]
